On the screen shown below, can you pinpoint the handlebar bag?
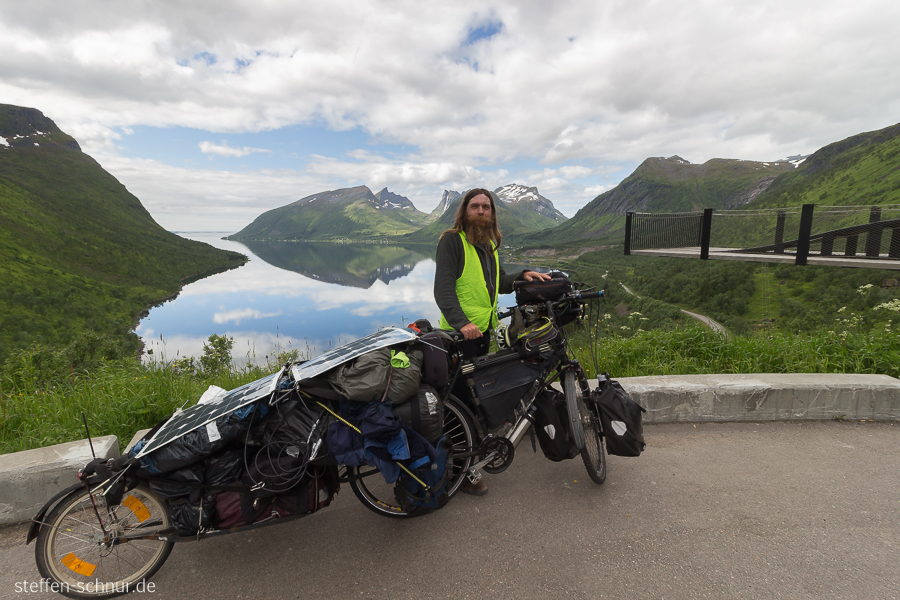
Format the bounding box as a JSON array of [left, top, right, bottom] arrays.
[[513, 271, 573, 304], [471, 359, 543, 429], [592, 377, 646, 457]]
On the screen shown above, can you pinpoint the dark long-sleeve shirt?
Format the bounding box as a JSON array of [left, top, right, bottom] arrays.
[[434, 233, 524, 331]]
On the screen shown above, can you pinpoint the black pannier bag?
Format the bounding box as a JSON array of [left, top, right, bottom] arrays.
[[392, 383, 444, 443], [531, 389, 579, 461], [513, 271, 573, 304], [471, 358, 543, 429], [592, 376, 646, 457], [216, 467, 337, 528]]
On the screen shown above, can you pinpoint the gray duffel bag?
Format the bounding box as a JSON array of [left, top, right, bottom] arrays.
[[327, 347, 423, 404]]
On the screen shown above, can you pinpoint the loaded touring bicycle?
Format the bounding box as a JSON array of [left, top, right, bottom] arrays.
[[28, 272, 645, 598]]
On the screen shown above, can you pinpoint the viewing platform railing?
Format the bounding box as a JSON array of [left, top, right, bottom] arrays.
[[624, 204, 900, 270]]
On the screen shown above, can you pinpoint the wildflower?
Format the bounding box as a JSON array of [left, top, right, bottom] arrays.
[[603, 314, 612, 320], [837, 306, 847, 313], [620, 326, 631, 331], [874, 300, 900, 313], [857, 284, 874, 295]]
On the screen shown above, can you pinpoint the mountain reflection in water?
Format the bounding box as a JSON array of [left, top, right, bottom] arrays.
[[243, 241, 432, 289], [137, 234, 443, 365], [138, 235, 532, 365]]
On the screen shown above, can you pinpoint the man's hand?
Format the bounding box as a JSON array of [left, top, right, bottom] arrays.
[[523, 270, 552, 282], [460, 322, 483, 340]]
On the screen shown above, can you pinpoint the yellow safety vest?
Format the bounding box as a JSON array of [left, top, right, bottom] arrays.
[[438, 232, 500, 333]]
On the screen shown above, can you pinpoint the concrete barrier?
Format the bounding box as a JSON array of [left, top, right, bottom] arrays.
[[615, 373, 900, 423], [0, 436, 119, 525], [2, 373, 898, 525]]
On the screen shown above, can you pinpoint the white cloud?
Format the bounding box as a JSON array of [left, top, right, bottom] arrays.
[[2, 0, 899, 226], [199, 141, 271, 157], [212, 307, 281, 324]]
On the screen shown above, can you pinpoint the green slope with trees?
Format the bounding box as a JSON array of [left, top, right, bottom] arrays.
[[229, 186, 429, 241], [0, 104, 246, 364], [749, 123, 900, 209]]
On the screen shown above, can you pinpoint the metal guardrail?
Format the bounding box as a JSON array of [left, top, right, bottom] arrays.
[[625, 204, 900, 266]]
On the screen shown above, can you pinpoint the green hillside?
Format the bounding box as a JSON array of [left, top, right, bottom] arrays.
[[522, 156, 795, 247], [748, 123, 900, 209], [229, 186, 428, 241], [0, 104, 246, 363]]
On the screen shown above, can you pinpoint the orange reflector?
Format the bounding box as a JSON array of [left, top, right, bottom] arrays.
[[61, 553, 97, 577], [122, 495, 151, 523]]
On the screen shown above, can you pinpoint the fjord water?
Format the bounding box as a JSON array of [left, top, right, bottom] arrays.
[[137, 233, 441, 364], [137, 233, 523, 364]]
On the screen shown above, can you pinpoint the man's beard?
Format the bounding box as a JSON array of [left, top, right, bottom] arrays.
[[465, 216, 496, 246]]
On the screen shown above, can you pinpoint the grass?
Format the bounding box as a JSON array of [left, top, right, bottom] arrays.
[[3, 318, 897, 455], [0, 357, 285, 455], [569, 323, 899, 380]]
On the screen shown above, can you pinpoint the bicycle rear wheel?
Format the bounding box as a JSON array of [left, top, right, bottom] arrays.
[[348, 396, 475, 518], [563, 370, 586, 450], [35, 483, 173, 599]]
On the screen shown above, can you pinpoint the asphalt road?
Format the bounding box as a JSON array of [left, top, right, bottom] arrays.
[[2, 421, 898, 600]]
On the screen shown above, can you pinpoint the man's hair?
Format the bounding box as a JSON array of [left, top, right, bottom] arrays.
[[440, 188, 502, 246]]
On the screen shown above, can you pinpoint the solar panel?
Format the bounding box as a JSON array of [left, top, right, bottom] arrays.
[[291, 327, 417, 382], [135, 367, 283, 458], [135, 328, 418, 459]]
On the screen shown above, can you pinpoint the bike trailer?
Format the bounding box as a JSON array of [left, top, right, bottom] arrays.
[[592, 375, 646, 457]]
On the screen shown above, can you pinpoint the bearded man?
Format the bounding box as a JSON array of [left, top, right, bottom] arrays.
[[434, 188, 550, 494]]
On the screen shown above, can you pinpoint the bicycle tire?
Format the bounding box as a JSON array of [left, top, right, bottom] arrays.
[[35, 483, 174, 599], [578, 392, 607, 484], [348, 396, 476, 518], [563, 370, 586, 450]]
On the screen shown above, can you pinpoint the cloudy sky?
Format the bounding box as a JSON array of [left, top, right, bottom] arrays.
[[2, 0, 899, 231]]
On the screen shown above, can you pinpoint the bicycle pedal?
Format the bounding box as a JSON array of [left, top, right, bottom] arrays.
[[465, 469, 483, 484]]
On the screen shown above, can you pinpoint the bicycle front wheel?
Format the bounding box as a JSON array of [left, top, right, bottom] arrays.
[[579, 392, 607, 484], [35, 483, 174, 599], [348, 396, 475, 518], [563, 370, 586, 450]]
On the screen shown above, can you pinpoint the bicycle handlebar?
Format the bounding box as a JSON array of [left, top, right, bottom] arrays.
[[496, 289, 603, 320]]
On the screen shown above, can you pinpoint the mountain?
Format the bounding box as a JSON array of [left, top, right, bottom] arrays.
[[229, 185, 428, 241], [242, 241, 429, 288], [494, 184, 568, 227], [525, 156, 797, 245], [428, 189, 461, 222], [400, 186, 564, 244], [0, 104, 246, 361], [747, 123, 900, 209]]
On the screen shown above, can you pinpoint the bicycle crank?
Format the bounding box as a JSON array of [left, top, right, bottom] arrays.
[[477, 436, 515, 474]]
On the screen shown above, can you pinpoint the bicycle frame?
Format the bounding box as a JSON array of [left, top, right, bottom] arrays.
[[436, 295, 596, 479]]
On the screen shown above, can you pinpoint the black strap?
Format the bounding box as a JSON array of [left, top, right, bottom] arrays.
[[295, 378, 342, 402]]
